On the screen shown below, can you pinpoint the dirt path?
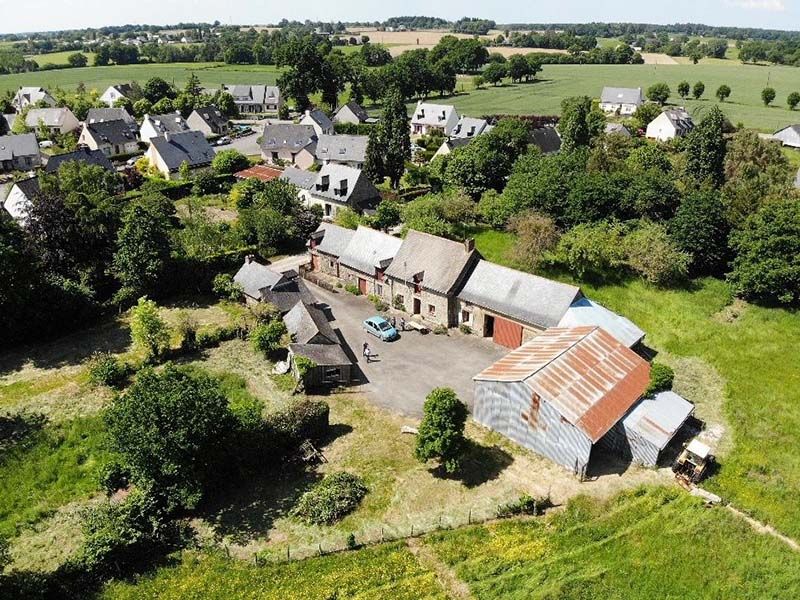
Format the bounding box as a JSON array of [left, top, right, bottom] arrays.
[[406, 537, 474, 600], [726, 505, 800, 551]]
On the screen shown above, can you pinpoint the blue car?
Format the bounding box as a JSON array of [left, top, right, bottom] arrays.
[[363, 316, 398, 341]]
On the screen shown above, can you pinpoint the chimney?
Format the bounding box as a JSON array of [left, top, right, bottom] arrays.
[[245, 254, 254, 264], [464, 238, 475, 252], [164, 131, 171, 142], [305, 109, 311, 117]]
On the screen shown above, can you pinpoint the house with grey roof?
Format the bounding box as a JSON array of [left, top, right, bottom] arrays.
[[0, 133, 41, 172], [3, 176, 39, 222], [646, 108, 694, 142], [187, 105, 230, 137], [384, 230, 480, 327], [284, 301, 339, 345], [145, 130, 215, 178], [86, 107, 136, 125], [12, 87, 56, 111], [261, 124, 318, 169], [773, 124, 800, 148], [45, 147, 115, 173], [222, 85, 282, 114], [411, 101, 459, 136], [140, 112, 190, 141], [337, 225, 403, 297], [306, 163, 381, 218], [451, 116, 490, 139], [300, 109, 334, 136], [0, 114, 13, 135], [233, 255, 316, 311], [433, 136, 472, 159], [333, 101, 377, 125], [605, 123, 632, 137], [78, 119, 139, 157], [26, 108, 80, 135], [599, 87, 644, 115], [530, 126, 562, 154], [457, 260, 583, 348], [308, 222, 356, 277], [314, 134, 368, 169], [100, 84, 135, 107]]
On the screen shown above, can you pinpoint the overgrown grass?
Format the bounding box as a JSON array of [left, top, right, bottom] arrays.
[[424, 486, 800, 599], [102, 542, 447, 600], [0, 415, 109, 539]]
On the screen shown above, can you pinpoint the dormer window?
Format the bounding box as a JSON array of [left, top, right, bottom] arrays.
[[417, 108, 425, 118]]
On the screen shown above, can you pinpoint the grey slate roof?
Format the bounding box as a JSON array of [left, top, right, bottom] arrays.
[[260, 124, 317, 153], [149, 131, 215, 172], [451, 117, 489, 139], [459, 260, 582, 329], [280, 166, 317, 190], [622, 391, 694, 451], [223, 84, 280, 106], [144, 112, 190, 135], [284, 301, 338, 345], [311, 163, 381, 210], [84, 119, 139, 145], [605, 123, 631, 137], [109, 83, 135, 97], [45, 147, 115, 173], [303, 109, 333, 131], [530, 126, 562, 154], [191, 105, 228, 130], [86, 107, 135, 124], [312, 222, 356, 257], [0, 114, 14, 135], [315, 134, 368, 164], [335, 101, 370, 122], [339, 225, 403, 275], [412, 102, 456, 127], [662, 109, 694, 134], [233, 259, 288, 300], [600, 87, 643, 105], [289, 343, 351, 367], [557, 297, 645, 348], [26, 108, 75, 128], [260, 275, 316, 313], [385, 230, 479, 295], [0, 133, 39, 161], [13, 176, 40, 198]]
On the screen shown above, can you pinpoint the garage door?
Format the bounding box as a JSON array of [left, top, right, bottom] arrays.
[[493, 317, 523, 349]]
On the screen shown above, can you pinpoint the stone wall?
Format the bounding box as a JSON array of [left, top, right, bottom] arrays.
[[458, 300, 543, 342]]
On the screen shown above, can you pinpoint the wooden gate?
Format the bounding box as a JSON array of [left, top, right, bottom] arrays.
[[493, 317, 523, 349], [358, 277, 368, 295]]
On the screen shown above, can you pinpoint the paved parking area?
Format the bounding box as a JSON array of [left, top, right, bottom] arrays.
[[308, 282, 508, 418]]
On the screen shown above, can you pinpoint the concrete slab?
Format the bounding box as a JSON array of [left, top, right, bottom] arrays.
[[308, 281, 508, 418]]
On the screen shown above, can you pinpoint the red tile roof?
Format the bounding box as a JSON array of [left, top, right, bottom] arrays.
[[475, 327, 651, 442], [234, 164, 283, 182]]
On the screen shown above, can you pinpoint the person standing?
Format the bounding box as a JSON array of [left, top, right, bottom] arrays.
[[364, 344, 372, 363]]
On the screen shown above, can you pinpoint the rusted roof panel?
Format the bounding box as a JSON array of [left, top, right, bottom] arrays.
[[234, 164, 284, 182], [474, 326, 650, 443]]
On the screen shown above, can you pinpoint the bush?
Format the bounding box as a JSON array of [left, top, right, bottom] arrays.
[[99, 460, 131, 495], [195, 324, 240, 349], [175, 310, 198, 352], [129, 297, 171, 362], [86, 352, 129, 388], [291, 472, 368, 525], [344, 283, 362, 296], [393, 294, 405, 310], [212, 273, 243, 302], [646, 362, 675, 396], [264, 398, 330, 449], [368, 294, 388, 312], [459, 323, 472, 335], [212, 149, 249, 175], [250, 320, 288, 356], [415, 387, 468, 473], [432, 324, 448, 335], [496, 494, 553, 518]]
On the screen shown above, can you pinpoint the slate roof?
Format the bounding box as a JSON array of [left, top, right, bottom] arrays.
[[311, 222, 356, 258], [233, 259, 288, 299], [451, 116, 489, 139], [458, 260, 582, 329], [223, 85, 280, 105], [45, 147, 115, 173], [339, 225, 403, 275], [260, 124, 317, 153], [0, 114, 14, 134], [335, 101, 370, 122], [14, 87, 53, 107], [384, 230, 479, 295], [280, 166, 317, 190], [3, 177, 39, 220], [86, 107, 135, 124], [558, 297, 645, 348], [0, 133, 39, 161], [315, 134, 368, 164], [26, 108, 75, 128], [190, 105, 228, 130], [84, 119, 139, 146], [260, 275, 316, 313], [108, 83, 135, 97], [600, 87, 643, 105], [661, 109, 694, 133], [311, 163, 381, 210], [149, 131, 215, 171], [13, 176, 40, 198], [530, 126, 561, 154], [605, 123, 631, 137], [474, 326, 651, 443], [284, 301, 338, 345], [289, 343, 351, 367], [622, 391, 694, 451], [143, 112, 190, 135], [412, 102, 456, 126], [303, 109, 334, 131], [438, 137, 472, 154]]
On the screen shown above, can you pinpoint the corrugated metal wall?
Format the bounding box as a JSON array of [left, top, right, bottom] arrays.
[[474, 380, 592, 474], [623, 425, 660, 467]]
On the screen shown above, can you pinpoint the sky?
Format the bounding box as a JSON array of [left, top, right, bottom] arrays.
[[0, 0, 799, 34]]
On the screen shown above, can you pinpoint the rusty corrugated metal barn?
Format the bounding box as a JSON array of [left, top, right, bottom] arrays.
[[473, 326, 651, 475]]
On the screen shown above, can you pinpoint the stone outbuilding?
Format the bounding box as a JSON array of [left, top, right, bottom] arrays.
[[337, 225, 403, 297], [309, 223, 356, 277]]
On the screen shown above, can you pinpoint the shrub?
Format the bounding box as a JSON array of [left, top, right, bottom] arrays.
[[415, 387, 468, 473], [368, 294, 388, 312], [129, 297, 170, 362], [496, 494, 553, 518], [292, 472, 368, 525], [346, 532, 358, 549], [175, 310, 199, 352], [250, 320, 288, 356], [212, 149, 249, 175], [459, 323, 472, 335], [344, 283, 362, 296], [86, 352, 129, 388], [264, 398, 330, 448], [249, 301, 280, 324], [212, 273, 243, 302], [293, 355, 317, 380], [646, 362, 675, 396], [432, 324, 448, 335], [99, 460, 131, 495], [393, 294, 405, 310], [196, 324, 240, 348]]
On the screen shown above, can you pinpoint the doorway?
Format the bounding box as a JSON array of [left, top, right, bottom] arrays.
[[413, 297, 421, 315], [483, 315, 495, 337]]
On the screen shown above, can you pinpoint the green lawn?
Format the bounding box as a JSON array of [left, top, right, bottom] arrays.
[[27, 51, 97, 67], [471, 228, 800, 539]]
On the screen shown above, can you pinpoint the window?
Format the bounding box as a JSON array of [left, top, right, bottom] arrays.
[[271, 152, 278, 161], [376, 284, 383, 296], [428, 304, 436, 316], [329, 260, 335, 268], [461, 310, 471, 324], [396, 294, 404, 306]]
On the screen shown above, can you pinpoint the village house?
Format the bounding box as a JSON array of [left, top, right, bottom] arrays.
[[530, 126, 562, 154], [222, 84, 282, 114], [78, 119, 140, 157], [26, 107, 80, 135], [605, 123, 632, 137], [187, 105, 230, 137], [0, 133, 40, 172], [12, 87, 56, 111], [337, 225, 403, 296], [99, 84, 135, 107], [772, 124, 800, 148], [280, 166, 317, 206], [233, 255, 315, 311], [646, 108, 694, 142], [3, 176, 39, 222], [383, 231, 480, 327], [433, 136, 472, 159], [333, 101, 378, 125], [457, 260, 583, 349], [144, 130, 215, 178], [314, 134, 368, 169], [410, 101, 459, 136], [139, 112, 190, 141], [304, 163, 381, 218], [557, 296, 645, 348], [300, 109, 335, 136], [44, 146, 115, 173], [86, 107, 136, 125], [260, 124, 318, 169], [451, 116, 491, 139], [473, 326, 652, 475], [308, 222, 356, 277], [599, 86, 644, 115]]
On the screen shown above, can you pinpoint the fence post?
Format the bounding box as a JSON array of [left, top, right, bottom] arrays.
[[287, 545, 290, 561], [438, 515, 442, 529], [468, 509, 472, 525], [381, 526, 384, 542], [318, 543, 323, 556], [533, 500, 537, 516], [410, 524, 414, 537]]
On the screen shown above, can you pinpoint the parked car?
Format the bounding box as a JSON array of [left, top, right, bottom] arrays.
[[215, 136, 232, 146], [38, 140, 53, 149], [363, 316, 398, 342]]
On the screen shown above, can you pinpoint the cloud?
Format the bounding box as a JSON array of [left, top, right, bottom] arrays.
[[727, 0, 786, 10]]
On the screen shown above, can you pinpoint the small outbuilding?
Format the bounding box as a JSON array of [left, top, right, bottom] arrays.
[[618, 391, 694, 467]]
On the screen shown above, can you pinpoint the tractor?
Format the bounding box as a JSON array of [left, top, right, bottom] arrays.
[[673, 439, 714, 486]]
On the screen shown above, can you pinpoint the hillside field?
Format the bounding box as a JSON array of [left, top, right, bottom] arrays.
[[27, 51, 97, 67]]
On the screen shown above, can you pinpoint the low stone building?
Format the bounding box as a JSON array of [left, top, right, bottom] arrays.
[[337, 225, 403, 296], [383, 230, 480, 327], [308, 223, 356, 277], [233, 256, 314, 311]]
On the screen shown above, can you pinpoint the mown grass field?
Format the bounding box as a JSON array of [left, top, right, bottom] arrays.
[[101, 486, 800, 599], [470, 227, 800, 539], [27, 51, 97, 67]]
